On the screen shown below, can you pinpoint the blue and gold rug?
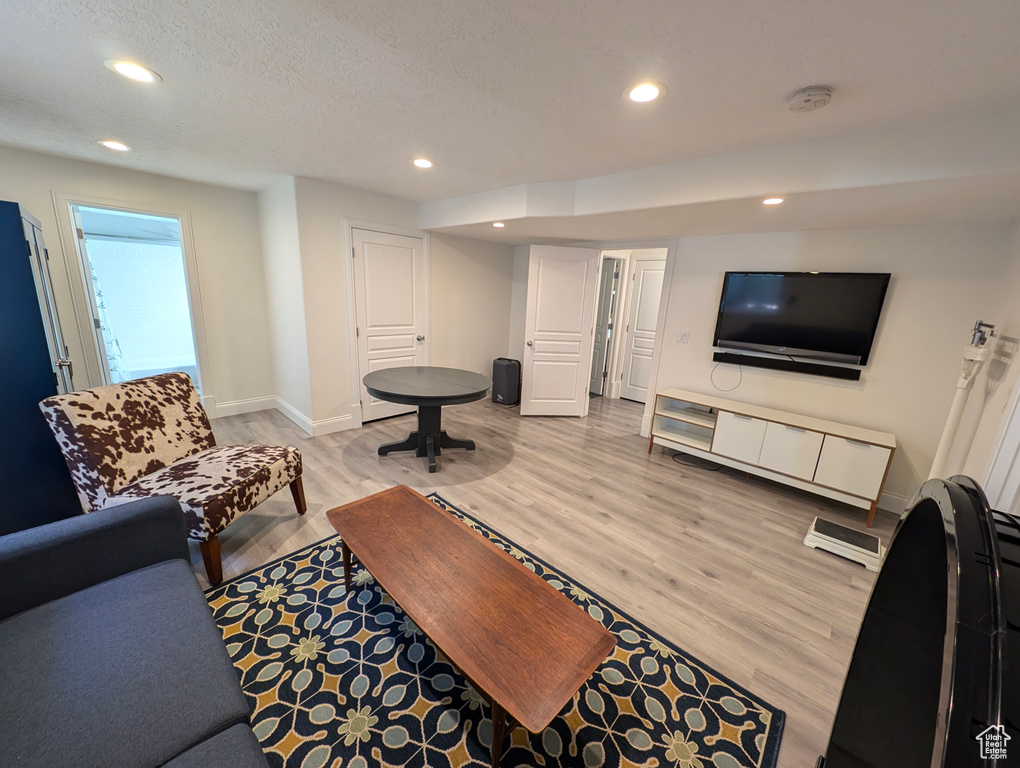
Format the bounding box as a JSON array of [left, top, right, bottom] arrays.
[[208, 494, 785, 768]]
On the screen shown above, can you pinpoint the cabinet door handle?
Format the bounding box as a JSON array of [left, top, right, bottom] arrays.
[[785, 426, 806, 433], [845, 439, 871, 448], [732, 413, 753, 420]]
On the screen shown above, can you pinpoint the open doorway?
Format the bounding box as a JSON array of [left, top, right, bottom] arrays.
[[590, 257, 622, 396], [589, 247, 667, 405], [70, 204, 201, 387]]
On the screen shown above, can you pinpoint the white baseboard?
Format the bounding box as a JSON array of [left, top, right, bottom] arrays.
[[212, 396, 277, 419], [308, 412, 354, 436], [878, 489, 911, 515], [274, 397, 356, 436], [274, 397, 315, 434]]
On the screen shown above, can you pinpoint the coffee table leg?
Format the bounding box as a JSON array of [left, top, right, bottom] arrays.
[[490, 701, 507, 768], [342, 540, 352, 590]]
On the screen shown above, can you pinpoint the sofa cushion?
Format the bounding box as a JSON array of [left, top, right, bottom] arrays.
[[0, 559, 250, 768], [106, 444, 302, 541], [163, 724, 269, 768]]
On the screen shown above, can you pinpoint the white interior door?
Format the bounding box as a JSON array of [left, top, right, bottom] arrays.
[[620, 254, 666, 403], [521, 245, 600, 416], [589, 258, 618, 395], [353, 228, 428, 422]]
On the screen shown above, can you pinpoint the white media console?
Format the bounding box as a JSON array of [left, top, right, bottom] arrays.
[[649, 388, 896, 526]]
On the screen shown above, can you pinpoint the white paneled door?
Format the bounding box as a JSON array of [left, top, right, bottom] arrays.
[[353, 228, 428, 422], [589, 258, 618, 396], [521, 245, 600, 416], [619, 254, 666, 403]]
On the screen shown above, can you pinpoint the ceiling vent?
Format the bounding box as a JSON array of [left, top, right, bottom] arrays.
[[788, 85, 833, 112]]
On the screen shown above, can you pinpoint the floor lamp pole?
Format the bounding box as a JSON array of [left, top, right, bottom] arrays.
[[929, 321, 995, 480]]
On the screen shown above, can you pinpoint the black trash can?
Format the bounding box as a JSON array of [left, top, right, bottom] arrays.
[[491, 358, 521, 406]]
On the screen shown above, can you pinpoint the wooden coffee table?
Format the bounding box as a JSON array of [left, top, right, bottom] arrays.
[[326, 486, 616, 767]]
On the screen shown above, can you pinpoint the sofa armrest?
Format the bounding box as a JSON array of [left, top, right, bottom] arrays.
[[0, 496, 190, 621]]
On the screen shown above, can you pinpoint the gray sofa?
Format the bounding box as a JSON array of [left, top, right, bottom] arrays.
[[0, 496, 269, 767]]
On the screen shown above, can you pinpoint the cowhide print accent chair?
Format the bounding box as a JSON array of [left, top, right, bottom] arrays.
[[39, 372, 305, 586]]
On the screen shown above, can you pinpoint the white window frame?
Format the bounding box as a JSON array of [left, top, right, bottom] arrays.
[[51, 192, 212, 404]]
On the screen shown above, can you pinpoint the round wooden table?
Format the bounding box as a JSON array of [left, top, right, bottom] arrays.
[[363, 366, 491, 473]]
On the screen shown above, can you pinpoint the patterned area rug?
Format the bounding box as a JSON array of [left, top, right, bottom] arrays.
[[207, 494, 785, 768]]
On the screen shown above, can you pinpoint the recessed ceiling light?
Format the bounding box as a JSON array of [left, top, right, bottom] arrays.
[[413, 158, 434, 169], [104, 59, 161, 83], [98, 140, 132, 152], [627, 83, 664, 103], [762, 197, 785, 205], [492, 222, 505, 228]]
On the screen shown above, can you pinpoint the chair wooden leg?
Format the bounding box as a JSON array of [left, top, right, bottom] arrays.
[[200, 536, 223, 586], [290, 476, 307, 515]]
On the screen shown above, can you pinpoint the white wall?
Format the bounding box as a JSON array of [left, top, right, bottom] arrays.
[[430, 233, 514, 375], [258, 177, 312, 419], [0, 145, 273, 411], [962, 222, 1020, 489], [652, 222, 1014, 509], [257, 176, 518, 434], [292, 177, 419, 426], [289, 179, 515, 427]]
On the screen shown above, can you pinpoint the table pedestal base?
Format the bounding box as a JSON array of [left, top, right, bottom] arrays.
[[378, 405, 475, 473]]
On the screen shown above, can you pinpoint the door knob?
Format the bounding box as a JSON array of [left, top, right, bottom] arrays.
[[526, 340, 533, 346], [416, 335, 425, 342]]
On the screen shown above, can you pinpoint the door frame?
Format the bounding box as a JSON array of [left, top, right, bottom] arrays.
[[596, 251, 632, 399], [342, 218, 430, 429], [589, 256, 621, 396], [573, 237, 678, 434], [22, 209, 74, 393], [51, 192, 212, 404]]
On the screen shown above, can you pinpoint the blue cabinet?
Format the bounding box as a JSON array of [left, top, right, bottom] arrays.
[[0, 200, 80, 534]]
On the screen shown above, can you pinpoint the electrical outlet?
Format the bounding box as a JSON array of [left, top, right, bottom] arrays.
[[677, 332, 690, 344]]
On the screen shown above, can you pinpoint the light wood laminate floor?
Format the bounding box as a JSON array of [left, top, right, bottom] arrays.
[[203, 397, 898, 768]]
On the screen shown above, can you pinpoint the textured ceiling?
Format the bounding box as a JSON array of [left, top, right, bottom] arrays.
[[2, 0, 1020, 201]]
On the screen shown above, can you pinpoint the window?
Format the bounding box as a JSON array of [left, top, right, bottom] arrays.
[[71, 205, 201, 388]]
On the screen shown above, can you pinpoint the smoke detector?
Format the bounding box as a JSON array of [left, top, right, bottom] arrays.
[[788, 85, 832, 112]]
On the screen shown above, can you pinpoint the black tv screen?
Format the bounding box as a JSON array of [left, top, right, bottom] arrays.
[[713, 272, 890, 365]]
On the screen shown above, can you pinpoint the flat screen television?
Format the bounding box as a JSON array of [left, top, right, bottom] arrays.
[[713, 272, 890, 365]]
